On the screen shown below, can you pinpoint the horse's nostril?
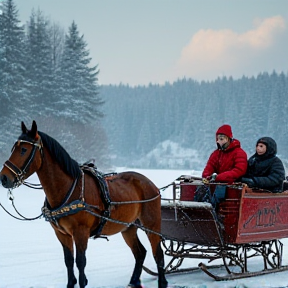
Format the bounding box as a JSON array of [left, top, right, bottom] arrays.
[[0, 175, 8, 187]]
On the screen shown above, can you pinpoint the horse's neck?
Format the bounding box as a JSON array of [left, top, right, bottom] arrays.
[[37, 148, 75, 208]]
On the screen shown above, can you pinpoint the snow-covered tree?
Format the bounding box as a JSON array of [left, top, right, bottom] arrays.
[[0, 0, 26, 115], [25, 9, 56, 116], [0, 0, 27, 161], [47, 21, 106, 164], [57, 21, 103, 124], [0, 2, 5, 105]]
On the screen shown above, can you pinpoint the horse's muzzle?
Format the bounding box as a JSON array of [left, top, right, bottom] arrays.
[[0, 174, 14, 189]]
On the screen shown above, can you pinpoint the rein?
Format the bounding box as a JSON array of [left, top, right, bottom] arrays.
[[0, 189, 42, 221], [110, 194, 160, 205], [83, 203, 164, 238], [23, 182, 43, 189], [0, 138, 44, 220]]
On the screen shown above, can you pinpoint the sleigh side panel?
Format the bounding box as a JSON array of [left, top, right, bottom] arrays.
[[161, 201, 223, 246]]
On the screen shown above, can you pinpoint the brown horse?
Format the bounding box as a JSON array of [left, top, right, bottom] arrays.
[[0, 121, 168, 288]]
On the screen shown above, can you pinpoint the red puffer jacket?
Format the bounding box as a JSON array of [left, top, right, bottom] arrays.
[[202, 139, 247, 183]]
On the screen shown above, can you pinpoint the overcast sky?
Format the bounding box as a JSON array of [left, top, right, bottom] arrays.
[[11, 0, 288, 86]]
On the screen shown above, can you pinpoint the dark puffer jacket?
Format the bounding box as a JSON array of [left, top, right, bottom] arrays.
[[244, 137, 285, 192]]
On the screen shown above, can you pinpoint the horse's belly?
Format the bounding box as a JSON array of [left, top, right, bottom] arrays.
[[101, 205, 141, 235]]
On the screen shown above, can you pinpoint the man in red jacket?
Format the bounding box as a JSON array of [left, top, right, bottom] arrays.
[[202, 124, 247, 184]]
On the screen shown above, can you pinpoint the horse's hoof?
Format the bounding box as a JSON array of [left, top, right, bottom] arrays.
[[126, 285, 143, 288], [78, 276, 88, 288], [67, 277, 77, 288]]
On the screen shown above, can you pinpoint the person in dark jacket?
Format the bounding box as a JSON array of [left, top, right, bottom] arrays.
[[202, 124, 247, 184], [242, 137, 285, 192]]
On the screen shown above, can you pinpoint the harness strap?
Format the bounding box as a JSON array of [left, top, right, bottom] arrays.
[[43, 175, 79, 212], [91, 210, 110, 239], [4, 160, 22, 176], [80, 165, 111, 238], [80, 164, 111, 209], [42, 200, 90, 222]]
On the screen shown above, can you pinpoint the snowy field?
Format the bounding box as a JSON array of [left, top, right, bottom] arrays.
[[0, 168, 288, 288]]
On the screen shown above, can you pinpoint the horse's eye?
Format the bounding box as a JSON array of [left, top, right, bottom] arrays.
[[21, 147, 27, 156]]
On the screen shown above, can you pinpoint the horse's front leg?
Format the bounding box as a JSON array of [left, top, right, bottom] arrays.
[[54, 229, 77, 288], [74, 226, 90, 288]]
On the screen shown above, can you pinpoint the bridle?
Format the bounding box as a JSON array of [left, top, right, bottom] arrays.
[[3, 138, 43, 188]]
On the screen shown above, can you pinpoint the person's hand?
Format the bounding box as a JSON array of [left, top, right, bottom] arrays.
[[183, 175, 192, 182], [210, 173, 217, 182], [241, 177, 255, 187]]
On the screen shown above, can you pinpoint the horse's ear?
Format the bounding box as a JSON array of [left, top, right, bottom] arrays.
[[21, 121, 28, 134], [30, 120, 38, 139]]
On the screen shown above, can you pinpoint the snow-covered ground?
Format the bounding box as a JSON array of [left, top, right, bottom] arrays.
[[0, 168, 288, 288]]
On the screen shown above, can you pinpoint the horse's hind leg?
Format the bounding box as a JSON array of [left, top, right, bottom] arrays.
[[122, 226, 146, 288], [147, 233, 168, 288], [141, 197, 168, 288], [54, 230, 77, 288]]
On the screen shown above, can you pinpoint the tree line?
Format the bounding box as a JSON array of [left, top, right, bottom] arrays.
[[101, 73, 288, 170]]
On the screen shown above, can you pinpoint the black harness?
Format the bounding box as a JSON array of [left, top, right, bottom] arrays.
[[42, 163, 113, 239]]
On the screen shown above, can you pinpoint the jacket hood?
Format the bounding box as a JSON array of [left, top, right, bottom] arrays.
[[256, 136, 277, 157]]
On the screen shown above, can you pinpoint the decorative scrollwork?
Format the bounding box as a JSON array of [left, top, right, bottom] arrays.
[[160, 239, 284, 276]]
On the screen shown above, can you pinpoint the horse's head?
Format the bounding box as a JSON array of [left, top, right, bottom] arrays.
[[0, 121, 43, 189]]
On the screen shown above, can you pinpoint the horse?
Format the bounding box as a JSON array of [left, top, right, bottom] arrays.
[[0, 121, 168, 288]]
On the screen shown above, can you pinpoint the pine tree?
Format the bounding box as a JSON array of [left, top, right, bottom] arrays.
[[0, 0, 26, 115], [0, 0, 27, 162], [25, 9, 55, 116], [53, 21, 106, 164], [0, 2, 5, 105], [57, 21, 103, 124], [49, 22, 65, 69]]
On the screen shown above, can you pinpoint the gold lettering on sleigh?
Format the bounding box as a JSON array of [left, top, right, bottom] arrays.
[[243, 203, 281, 229]]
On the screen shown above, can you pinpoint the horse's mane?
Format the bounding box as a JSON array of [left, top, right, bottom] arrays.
[[37, 131, 81, 179]]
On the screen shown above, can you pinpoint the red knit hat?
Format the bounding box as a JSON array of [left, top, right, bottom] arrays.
[[216, 124, 233, 139]]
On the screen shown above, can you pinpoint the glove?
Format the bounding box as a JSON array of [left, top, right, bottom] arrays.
[[202, 177, 210, 185], [183, 175, 192, 182], [210, 173, 217, 182], [241, 177, 255, 187]]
